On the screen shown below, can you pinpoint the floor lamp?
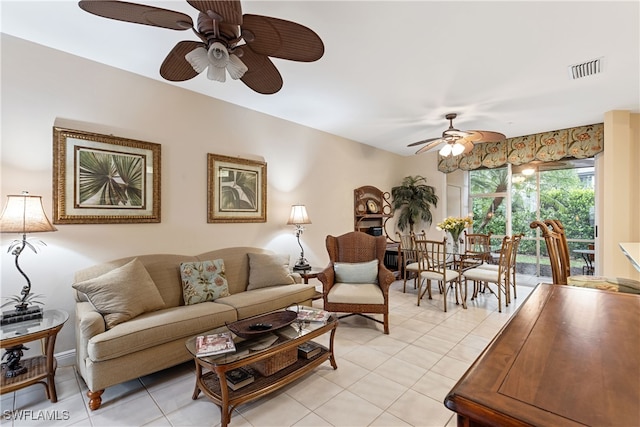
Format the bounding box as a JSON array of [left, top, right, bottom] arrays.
[[287, 205, 311, 271]]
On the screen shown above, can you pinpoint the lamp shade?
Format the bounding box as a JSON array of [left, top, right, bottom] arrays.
[[287, 205, 311, 225], [0, 193, 57, 234]]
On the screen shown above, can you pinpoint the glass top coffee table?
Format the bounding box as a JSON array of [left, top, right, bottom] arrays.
[[185, 308, 338, 427]]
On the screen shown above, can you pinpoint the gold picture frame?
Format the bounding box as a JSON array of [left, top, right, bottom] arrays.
[[207, 153, 267, 223], [53, 127, 161, 224]]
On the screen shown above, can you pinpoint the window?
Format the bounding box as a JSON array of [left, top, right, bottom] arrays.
[[469, 159, 595, 277]]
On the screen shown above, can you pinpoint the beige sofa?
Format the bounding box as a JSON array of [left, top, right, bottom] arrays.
[[73, 247, 317, 410]]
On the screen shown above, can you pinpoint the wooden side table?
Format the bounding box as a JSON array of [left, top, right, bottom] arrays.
[[1, 309, 69, 402], [297, 267, 323, 284], [297, 268, 324, 300]]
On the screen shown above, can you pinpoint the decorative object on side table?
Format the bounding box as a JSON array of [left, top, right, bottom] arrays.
[[437, 215, 474, 254], [287, 205, 312, 271], [0, 192, 57, 324]]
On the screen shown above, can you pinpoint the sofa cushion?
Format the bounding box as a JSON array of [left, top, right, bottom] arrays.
[[180, 259, 231, 305], [247, 253, 295, 290], [334, 260, 379, 284], [72, 258, 166, 329], [87, 302, 237, 361], [215, 283, 316, 319]]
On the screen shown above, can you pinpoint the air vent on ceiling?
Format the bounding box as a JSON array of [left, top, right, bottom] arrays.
[[568, 58, 603, 80]]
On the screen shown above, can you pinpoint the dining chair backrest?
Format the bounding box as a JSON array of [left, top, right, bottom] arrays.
[[463, 231, 493, 263], [530, 220, 568, 285], [496, 235, 514, 282], [412, 236, 448, 274], [397, 230, 425, 266]]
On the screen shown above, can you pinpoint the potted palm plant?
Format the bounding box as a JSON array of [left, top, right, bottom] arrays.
[[391, 175, 439, 233]]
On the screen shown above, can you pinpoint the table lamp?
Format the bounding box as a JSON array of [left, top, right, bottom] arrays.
[[287, 205, 311, 271], [0, 192, 57, 322]]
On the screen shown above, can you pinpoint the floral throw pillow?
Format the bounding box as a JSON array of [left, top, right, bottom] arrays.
[[180, 259, 230, 305]]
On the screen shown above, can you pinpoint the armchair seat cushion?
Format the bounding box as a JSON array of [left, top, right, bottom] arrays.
[[326, 282, 384, 305]]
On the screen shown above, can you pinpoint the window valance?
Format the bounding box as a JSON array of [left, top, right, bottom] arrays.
[[438, 123, 603, 173]]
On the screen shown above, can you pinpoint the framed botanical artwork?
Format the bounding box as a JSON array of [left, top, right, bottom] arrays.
[[53, 127, 161, 224], [207, 153, 267, 223]]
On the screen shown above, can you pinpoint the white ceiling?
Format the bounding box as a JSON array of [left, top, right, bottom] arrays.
[[2, 1, 639, 156]]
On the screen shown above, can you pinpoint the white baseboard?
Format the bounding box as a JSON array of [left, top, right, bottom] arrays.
[[55, 349, 76, 367]]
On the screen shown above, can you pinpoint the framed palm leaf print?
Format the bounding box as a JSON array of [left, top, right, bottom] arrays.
[[53, 127, 161, 224], [207, 153, 267, 223]]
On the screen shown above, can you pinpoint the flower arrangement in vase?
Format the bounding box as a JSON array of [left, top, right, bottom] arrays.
[[436, 215, 474, 253]]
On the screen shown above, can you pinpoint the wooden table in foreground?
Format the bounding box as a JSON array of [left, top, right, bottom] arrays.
[[445, 284, 640, 427]]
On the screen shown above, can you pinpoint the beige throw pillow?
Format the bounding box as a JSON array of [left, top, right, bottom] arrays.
[[247, 253, 295, 290], [72, 258, 165, 329]]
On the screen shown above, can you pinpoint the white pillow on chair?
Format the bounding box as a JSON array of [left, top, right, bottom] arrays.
[[334, 260, 378, 284]]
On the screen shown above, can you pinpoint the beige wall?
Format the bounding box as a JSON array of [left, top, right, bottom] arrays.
[[0, 35, 444, 353], [598, 111, 640, 280]]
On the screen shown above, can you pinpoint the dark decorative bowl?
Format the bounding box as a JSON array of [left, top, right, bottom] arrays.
[[226, 310, 297, 338]]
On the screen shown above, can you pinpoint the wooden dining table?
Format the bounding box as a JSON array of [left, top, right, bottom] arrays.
[[445, 283, 640, 426]]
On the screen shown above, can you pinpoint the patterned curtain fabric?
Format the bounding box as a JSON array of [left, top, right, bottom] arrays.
[[438, 123, 603, 173]]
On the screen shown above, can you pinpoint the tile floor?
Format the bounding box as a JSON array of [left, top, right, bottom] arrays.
[[1, 274, 549, 427]]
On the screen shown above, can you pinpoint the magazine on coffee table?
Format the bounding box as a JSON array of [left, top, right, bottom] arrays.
[[287, 306, 331, 323], [195, 331, 236, 357]]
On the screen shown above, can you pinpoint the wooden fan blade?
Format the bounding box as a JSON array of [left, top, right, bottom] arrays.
[[415, 138, 446, 155], [78, 0, 193, 30], [160, 41, 204, 81], [188, 1, 243, 25], [466, 130, 506, 143], [242, 14, 324, 62], [239, 45, 283, 94], [407, 137, 440, 147]]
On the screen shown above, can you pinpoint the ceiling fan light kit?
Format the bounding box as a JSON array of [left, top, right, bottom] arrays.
[[77, 0, 324, 94], [410, 112, 506, 157], [185, 43, 248, 82]]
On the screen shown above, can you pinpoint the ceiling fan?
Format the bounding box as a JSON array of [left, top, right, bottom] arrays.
[[78, 0, 324, 94], [408, 113, 506, 157]]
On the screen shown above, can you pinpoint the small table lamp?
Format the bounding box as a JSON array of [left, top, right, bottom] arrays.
[[287, 205, 311, 271], [0, 192, 57, 319]]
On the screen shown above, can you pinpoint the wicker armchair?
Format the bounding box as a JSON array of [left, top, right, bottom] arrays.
[[317, 231, 395, 334]]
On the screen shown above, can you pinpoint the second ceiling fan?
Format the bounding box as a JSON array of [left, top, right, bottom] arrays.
[[409, 113, 506, 156]]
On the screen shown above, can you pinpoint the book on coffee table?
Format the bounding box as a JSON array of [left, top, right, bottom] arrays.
[[195, 331, 236, 357], [298, 342, 322, 359], [225, 368, 255, 390]]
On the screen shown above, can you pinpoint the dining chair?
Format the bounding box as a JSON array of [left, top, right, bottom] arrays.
[[412, 236, 462, 312], [462, 235, 513, 313], [317, 231, 395, 334], [582, 243, 595, 275], [461, 231, 493, 269], [531, 219, 640, 293], [477, 233, 523, 301], [397, 230, 425, 293]]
